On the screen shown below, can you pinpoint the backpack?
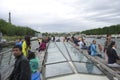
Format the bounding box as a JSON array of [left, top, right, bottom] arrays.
[[87, 44, 92, 55]]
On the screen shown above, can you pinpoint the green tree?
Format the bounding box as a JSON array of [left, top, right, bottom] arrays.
[[0, 19, 37, 36]]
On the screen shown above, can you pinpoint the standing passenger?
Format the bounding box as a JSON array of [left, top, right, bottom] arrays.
[[22, 35, 31, 57], [9, 45, 31, 80]]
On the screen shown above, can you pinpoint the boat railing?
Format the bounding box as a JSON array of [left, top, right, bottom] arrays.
[[0, 49, 13, 66], [0, 48, 14, 80]]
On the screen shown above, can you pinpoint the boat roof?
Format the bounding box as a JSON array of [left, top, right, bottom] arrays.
[[42, 42, 109, 80]]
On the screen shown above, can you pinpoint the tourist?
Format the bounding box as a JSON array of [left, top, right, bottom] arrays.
[[28, 51, 41, 80], [78, 38, 87, 49], [63, 36, 67, 42], [90, 40, 102, 57], [39, 39, 46, 52], [22, 35, 31, 57], [106, 41, 120, 67], [15, 38, 22, 48], [9, 45, 31, 80], [104, 34, 113, 62], [104, 34, 113, 52]]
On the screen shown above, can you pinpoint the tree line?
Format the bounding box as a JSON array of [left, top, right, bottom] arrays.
[[81, 24, 120, 35], [0, 19, 37, 36]]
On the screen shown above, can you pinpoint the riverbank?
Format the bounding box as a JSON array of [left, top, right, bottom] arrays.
[[3, 36, 24, 41]]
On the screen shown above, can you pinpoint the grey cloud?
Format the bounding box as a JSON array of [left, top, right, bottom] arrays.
[[83, 0, 120, 11], [80, 0, 120, 25]]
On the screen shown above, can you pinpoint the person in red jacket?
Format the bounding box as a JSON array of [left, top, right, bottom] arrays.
[[39, 39, 46, 52]]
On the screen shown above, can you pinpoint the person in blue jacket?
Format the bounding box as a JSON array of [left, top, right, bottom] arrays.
[[15, 38, 22, 48], [90, 40, 101, 57]]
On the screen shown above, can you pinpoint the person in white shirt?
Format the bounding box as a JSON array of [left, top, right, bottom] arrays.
[[78, 38, 87, 49]]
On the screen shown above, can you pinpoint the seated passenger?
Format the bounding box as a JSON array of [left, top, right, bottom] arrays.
[[15, 38, 22, 48], [39, 39, 46, 52], [78, 38, 87, 49], [90, 40, 102, 57], [74, 38, 79, 46], [63, 36, 67, 42], [107, 41, 120, 67], [28, 51, 41, 80]]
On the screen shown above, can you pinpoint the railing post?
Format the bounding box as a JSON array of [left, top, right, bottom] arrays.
[[8, 50, 12, 65]]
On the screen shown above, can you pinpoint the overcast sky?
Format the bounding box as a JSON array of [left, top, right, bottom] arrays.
[[0, 0, 120, 32]]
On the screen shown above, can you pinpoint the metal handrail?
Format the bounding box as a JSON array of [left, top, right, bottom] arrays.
[[0, 49, 12, 67], [0, 48, 14, 80]]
